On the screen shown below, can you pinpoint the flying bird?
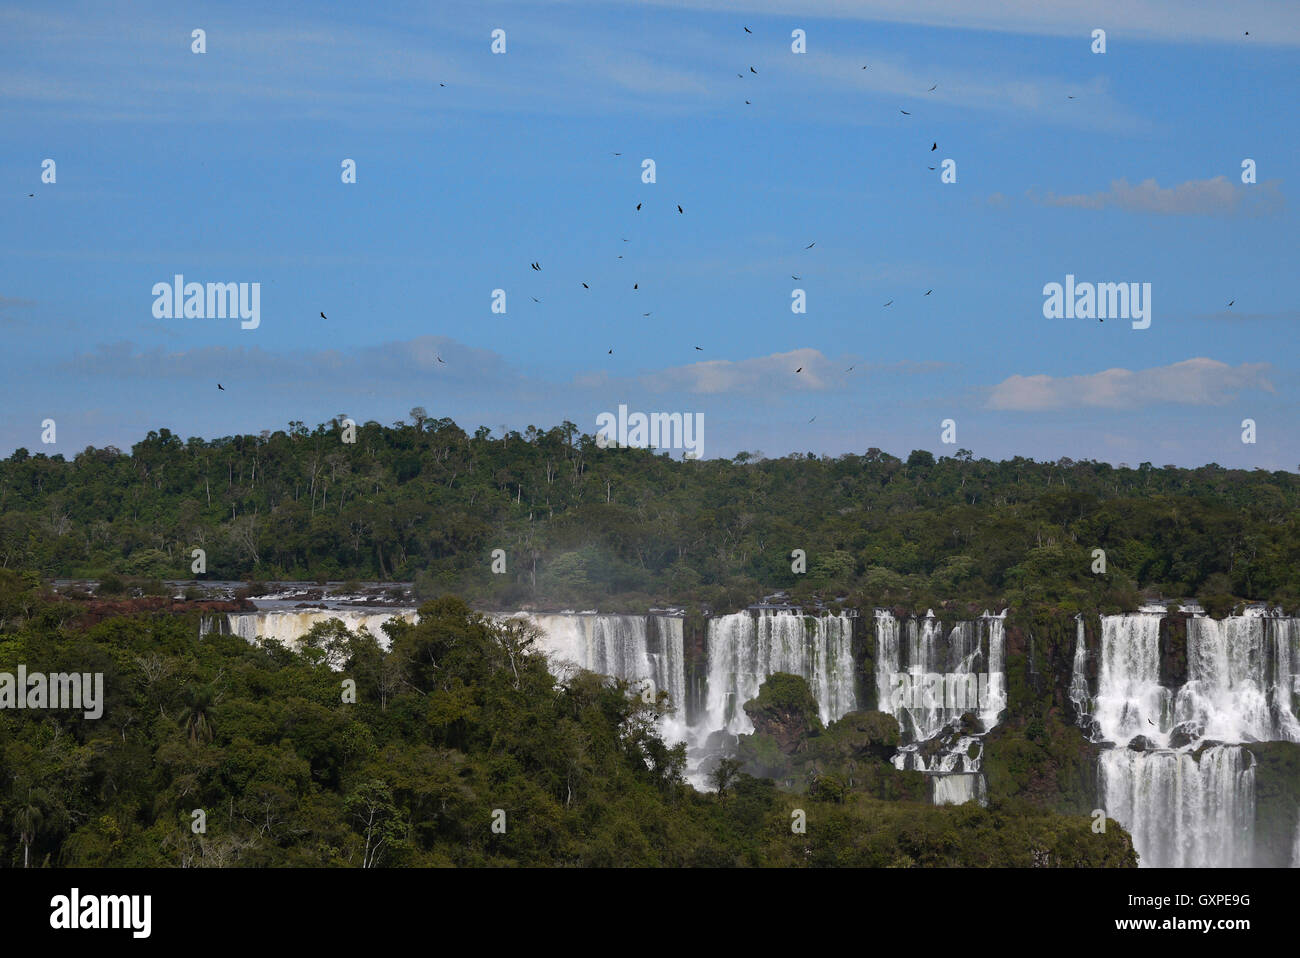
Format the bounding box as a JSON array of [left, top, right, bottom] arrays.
[[808, 416, 816, 423], [744, 26, 752, 34], [1146, 718, 1154, 726], [643, 312, 652, 317], [439, 83, 445, 87], [862, 65, 868, 70], [931, 143, 937, 151], [636, 203, 642, 210], [677, 205, 683, 213], [928, 166, 936, 170], [531, 262, 540, 270], [612, 152, 622, 156], [745, 100, 751, 105], [791, 274, 801, 280], [1227, 299, 1235, 307], [805, 242, 815, 249], [26, 193, 34, 197], [928, 84, 937, 92], [883, 300, 893, 307], [217, 383, 224, 391], [900, 109, 911, 115], [633, 283, 638, 289], [750, 67, 757, 74], [846, 366, 854, 372], [608, 348, 613, 354], [695, 346, 703, 350], [582, 283, 589, 289], [320, 311, 327, 319], [1067, 95, 1076, 99], [795, 367, 803, 373], [436, 356, 445, 364], [531, 297, 540, 302], [925, 289, 932, 296]]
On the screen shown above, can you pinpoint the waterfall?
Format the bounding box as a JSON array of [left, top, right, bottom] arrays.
[[1068, 616, 1092, 724], [1100, 745, 1255, 867], [202, 610, 416, 649], [519, 613, 687, 729], [875, 610, 1006, 805], [933, 773, 986, 806], [1093, 612, 1300, 868], [1093, 612, 1169, 745], [1177, 616, 1300, 743], [701, 610, 856, 735]]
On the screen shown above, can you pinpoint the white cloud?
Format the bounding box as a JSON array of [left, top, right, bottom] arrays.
[[1031, 176, 1283, 215], [987, 357, 1275, 411]]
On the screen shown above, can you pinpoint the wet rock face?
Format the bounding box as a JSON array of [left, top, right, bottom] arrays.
[[1128, 735, 1158, 752], [1168, 721, 1205, 749]]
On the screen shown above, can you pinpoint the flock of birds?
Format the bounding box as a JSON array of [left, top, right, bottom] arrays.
[[17, 22, 1251, 394]]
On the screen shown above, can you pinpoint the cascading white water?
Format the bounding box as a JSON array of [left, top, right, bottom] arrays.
[[701, 610, 855, 735], [1092, 612, 1300, 868], [933, 773, 986, 806], [1176, 617, 1300, 743], [202, 610, 416, 649], [1068, 616, 1092, 723], [1100, 745, 1255, 868], [1093, 613, 1169, 745], [1293, 810, 1300, 868], [515, 613, 687, 732], [875, 610, 1006, 805]]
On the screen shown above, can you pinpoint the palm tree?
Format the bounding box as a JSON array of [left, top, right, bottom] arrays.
[[181, 683, 217, 745], [14, 786, 49, 868]]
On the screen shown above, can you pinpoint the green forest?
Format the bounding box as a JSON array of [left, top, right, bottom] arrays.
[[0, 581, 1136, 867], [3, 414, 1298, 617]]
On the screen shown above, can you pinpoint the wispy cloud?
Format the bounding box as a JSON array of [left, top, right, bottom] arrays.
[[987, 357, 1275, 411], [1029, 176, 1284, 216]]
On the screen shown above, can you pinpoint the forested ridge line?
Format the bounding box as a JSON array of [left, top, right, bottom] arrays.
[[3, 414, 1297, 615]]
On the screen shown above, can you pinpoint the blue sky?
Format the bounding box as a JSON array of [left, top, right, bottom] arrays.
[[1, 0, 1296, 467]]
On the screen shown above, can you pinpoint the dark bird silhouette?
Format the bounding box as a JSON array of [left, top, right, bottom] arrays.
[[436, 356, 445, 364], [808, 416, 816, 423], [531, 262, 540, 270], [883, 300, 893, 307], [738, 73, 744, 78], [582, 283, 589, 289], [1147, 718, 1154, 726], [612, 152, 622, 156], [695, 346, 703, 350], [531, 297, 540, 302], [791, 274, 801, 280], [320, 311, 327, 319], [928, 166, 936, 170], [622, 238, 629, 242], [928, 84, 937, 92], [643, 312, 651, 316], [805, 242, 815, 249], [900, 109, 911, 115], [862, 65, 868, 69], [633, 283, 638, 289], [217, 383, 224, 390], [1067, 95, 1076, 99], [745, 100, 751, 105], [750, 66, 757, 74], [744, 26, 752, 34], [925, 289, 932, 295], [795, 367, 803, 373], [636, 202, 642, 210], [608, 348, 613, 354], [27, 193, 35, 197], [931, 142, 937, 151], [440, 83, 445, 87], [1227, 299, 1235, 307], [677, 205, 683, 213], [846, 366, 854, 371]]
